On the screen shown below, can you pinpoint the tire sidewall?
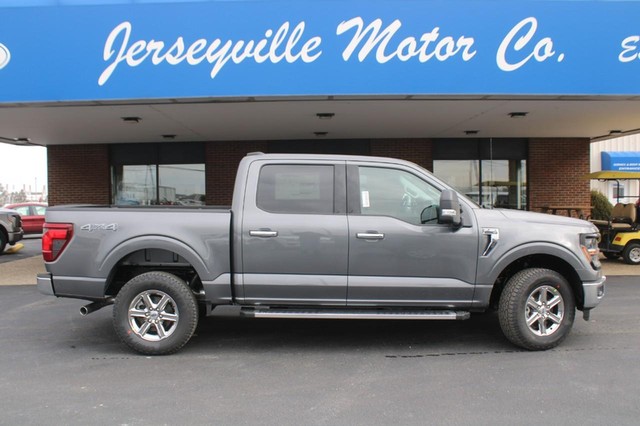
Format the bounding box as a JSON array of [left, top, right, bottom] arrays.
[[500, 269, 575, 350], [622, 242, 640, 265], [113, 272, 198, 355], [0, 230, 7, 253]]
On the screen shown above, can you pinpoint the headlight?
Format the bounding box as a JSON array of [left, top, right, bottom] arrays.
[[580, 233, 600, 268], [10, 214, 22, 229]]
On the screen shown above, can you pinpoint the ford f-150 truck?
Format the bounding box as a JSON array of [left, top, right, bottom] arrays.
[[37, 153, 605, 355]]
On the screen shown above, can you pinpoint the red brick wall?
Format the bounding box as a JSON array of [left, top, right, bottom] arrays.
[[528, 138, 591, 216], [206, 141, 268, 205], [371, 139, 433, 171], [47, 144, 110, 206]]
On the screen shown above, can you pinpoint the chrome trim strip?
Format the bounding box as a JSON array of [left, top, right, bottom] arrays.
[[242, 308, 470, 320]]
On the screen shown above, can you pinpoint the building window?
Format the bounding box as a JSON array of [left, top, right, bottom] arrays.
[[432, 139, 527, 210], [110, 143, 205, 206], [612, 182, 625, 203]]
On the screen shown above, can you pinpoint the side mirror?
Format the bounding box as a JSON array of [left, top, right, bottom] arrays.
[[438, 189, 462, 227]]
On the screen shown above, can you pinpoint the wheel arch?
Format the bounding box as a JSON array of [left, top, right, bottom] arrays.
[[487, 247, 587, 311], [100, 236, 212, 298]]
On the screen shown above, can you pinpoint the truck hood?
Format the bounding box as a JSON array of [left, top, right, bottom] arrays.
[[475, 208, 598, 232], [0, 207, 19, 215]]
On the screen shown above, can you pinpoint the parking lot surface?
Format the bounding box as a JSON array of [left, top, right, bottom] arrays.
[[0, 278, 638, 425]]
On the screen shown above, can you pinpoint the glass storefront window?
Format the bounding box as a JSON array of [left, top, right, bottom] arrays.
[[112, 164, 205, 206], [434, 159, 527, 210], [433, 139, 527, 210], [113, 165, 157, 206], [433, 160, 480, 204], [158, 164, 205, 206], [481, 160, 527, 210]]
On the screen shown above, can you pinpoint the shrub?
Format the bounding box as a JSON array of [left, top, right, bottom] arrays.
[[590, 190, 613, 220]]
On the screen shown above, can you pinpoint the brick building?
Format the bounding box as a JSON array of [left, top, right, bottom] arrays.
[[2, 0, 640, 215]]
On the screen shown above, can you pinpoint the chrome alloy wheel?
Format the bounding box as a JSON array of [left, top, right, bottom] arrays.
[[525, 285, 565, 337], [128, 290, 179, 341]]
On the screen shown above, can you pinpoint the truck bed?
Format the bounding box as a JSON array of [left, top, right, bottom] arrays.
[[43, 205, 232, 301]]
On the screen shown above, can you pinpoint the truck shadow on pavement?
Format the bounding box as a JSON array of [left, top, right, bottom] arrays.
[[186, 312, 513, 355], [4, 288, 559, 357]]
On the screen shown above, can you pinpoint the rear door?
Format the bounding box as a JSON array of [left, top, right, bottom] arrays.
[[346, 162, 478, 307], [241, 160, 349, 305]]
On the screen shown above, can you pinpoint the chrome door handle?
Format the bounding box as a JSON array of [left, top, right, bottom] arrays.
[[249, 230, 278, 238], [356, 232, 385, 240]]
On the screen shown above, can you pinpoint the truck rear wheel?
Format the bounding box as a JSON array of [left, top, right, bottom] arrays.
[[113, 271, 199, 355], [498, 268, 575, 351]]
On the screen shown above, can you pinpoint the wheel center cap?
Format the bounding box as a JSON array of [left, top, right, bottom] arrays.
[[149, 310, 160, 321]]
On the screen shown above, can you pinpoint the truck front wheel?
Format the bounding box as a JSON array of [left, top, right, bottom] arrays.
[[113, 271, 199, 355], [498, 268, 575, 351], [0, 230, 6, 254]]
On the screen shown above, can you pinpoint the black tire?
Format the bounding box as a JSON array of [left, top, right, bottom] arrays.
[[498, 268, 575, 351], [622, 242, 640, 265], [113, 271, 199, 355], [0, 230, 6, 254]]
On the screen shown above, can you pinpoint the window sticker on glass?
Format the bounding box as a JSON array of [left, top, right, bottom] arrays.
[[361, 190, 370, 208]]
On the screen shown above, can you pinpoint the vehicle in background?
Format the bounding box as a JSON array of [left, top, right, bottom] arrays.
[[4, 203, 47, 234], [586, 171, 640, 264], [0, 207, 23, 253]]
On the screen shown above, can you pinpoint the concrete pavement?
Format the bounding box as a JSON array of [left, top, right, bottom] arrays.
[[0, 256, 46, 285], [0, 253, 637, 286]]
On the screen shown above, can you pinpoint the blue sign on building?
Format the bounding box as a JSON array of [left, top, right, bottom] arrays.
[[2, 0, 640, 102], [602, 152, 640, 172]]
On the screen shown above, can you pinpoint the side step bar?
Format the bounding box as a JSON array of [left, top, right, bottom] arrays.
[[240, 308, 470, 321]]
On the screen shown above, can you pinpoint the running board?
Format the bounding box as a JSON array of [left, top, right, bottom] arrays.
[[240, 308, 470, 321]]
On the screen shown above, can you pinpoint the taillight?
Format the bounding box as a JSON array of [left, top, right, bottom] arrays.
[[42, 223, 73, 262]]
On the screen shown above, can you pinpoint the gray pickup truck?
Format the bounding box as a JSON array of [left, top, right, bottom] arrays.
[[0, 207, 23, 254], [38, 153, 605, 354]]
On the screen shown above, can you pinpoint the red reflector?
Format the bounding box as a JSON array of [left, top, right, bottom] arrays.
[[614, 236, 622, 242], [42, 223, 74, 262]]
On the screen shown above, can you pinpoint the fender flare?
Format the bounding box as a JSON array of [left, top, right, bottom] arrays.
[[98, 235, 214, 283], [484, 241, 588, 286]]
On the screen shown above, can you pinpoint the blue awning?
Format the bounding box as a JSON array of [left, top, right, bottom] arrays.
[[601, 152, 640, 172]]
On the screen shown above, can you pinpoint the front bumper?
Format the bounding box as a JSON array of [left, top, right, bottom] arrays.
[[583, 276, 606, 309], [8, 229, 24, 245], [37, 273, 55, 296]]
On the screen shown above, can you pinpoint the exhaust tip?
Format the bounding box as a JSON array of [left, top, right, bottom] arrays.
[[79, 298, 114, 316]]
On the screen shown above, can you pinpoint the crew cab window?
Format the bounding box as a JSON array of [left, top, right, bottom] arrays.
[[257, 165, 335, 214], [358, 167, 441, 225]]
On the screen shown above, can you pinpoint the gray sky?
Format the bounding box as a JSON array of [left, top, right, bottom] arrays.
[[0, 144, 47, 192]]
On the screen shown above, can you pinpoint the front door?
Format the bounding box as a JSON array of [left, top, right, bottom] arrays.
[[346, 163, 478, 307], [241, 161, 349, 305]]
